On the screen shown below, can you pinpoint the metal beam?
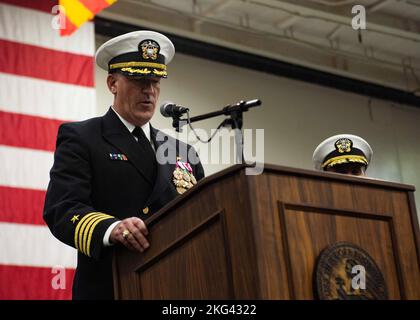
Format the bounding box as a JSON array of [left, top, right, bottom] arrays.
[[95, 16, 420, 108], [249, 0, 420, 43], [276, 15, 300, 29], [194, 0, 233, 27], [310, 0, 356, 6], [200, 0, 233, 16], [367, 0, 395, 12], [326, 24, 343, 40], [99, 0, 420, 95]]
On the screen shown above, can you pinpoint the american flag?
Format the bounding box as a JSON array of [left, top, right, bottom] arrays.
[[0, 0, 98, 299]]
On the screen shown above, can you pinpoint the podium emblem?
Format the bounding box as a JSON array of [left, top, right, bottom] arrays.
[[314, 242, 388, 300]]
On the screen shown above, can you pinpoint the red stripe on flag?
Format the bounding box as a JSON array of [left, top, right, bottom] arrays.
[[0, 264, 74, 299], [0, 111, 65, 151], [0, 0, 57, 13], [0, 39, 94, 87], [79, 0, 111, 14], [0, 186, 46, 225]]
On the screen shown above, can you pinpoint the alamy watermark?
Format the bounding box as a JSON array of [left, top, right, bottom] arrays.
[[154, 126, 265, 175], [51, 5, 66, 30], [351, 264, 366, 290], [51, 265, 66, 290], [352, 5, 366, 30]]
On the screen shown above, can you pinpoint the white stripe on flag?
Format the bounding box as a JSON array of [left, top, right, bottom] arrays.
[[0, 73, 96, 121], [0, 3, 95, 56], [0, 145, 53, 190], [0, 222, 77, 268]]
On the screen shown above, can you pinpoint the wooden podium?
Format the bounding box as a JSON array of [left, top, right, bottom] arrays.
[[112, 164, 420, 299]]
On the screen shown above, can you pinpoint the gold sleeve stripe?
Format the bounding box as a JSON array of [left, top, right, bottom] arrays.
[[86, 217, 113, 257], [74, 213, 101, 251], [81, 215, 112, 254], [76, 213, 103, 252], [78, 213, 113, 255], [74, 212, 113, 255]]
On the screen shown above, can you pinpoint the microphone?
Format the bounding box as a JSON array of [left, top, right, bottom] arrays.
[[160, 101, 189, 118]]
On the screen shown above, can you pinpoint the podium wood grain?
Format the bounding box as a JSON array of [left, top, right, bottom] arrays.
[[113, 164, 420, 299]]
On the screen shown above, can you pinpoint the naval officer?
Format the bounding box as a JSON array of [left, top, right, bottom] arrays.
[[43, 30, 205, 299]]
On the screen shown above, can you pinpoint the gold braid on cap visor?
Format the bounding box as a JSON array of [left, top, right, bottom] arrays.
[[109, 61, 166, 70], [321, 155, 368, 169]]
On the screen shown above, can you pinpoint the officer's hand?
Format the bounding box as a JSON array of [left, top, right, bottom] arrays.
[[109, 217, 149, 252]]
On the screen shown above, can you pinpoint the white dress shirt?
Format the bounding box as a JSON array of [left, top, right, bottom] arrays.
[[103, 107, 154, 246], [111, 106, 152, 144]]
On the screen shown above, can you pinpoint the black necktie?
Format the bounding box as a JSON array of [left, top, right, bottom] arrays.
[[132, 126, 157, 185]]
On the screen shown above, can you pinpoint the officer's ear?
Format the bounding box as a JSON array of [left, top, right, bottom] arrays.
[[107, 73, 118, 95]]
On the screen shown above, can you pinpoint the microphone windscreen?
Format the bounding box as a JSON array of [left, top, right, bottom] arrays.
[[160, 101, 175, 117]]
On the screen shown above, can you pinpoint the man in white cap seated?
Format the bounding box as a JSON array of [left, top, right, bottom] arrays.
[[312, 134, 373, 176], [43, 31, 204, 299]]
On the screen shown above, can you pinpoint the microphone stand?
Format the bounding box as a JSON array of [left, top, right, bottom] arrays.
[[171, 99, 261, 164]]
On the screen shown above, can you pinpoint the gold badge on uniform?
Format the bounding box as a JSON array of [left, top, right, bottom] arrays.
[[173, 157, 197, 194], [70, 215, 80, 224]]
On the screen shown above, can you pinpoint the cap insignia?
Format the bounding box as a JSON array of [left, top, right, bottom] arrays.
[[335, 138, 352, 153], [139, 39, 160, 60]]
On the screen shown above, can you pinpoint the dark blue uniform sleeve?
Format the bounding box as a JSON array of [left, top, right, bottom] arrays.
[[43, 124, 119, 260]]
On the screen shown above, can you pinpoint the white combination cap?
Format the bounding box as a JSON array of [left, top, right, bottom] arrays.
[[95, 30, 175, 78], [312, 134, 373, 171]]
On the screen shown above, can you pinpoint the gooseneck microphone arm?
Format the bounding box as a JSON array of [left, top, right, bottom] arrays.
[[172, 99, 262, 164], [181, 99, 261, 126]]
